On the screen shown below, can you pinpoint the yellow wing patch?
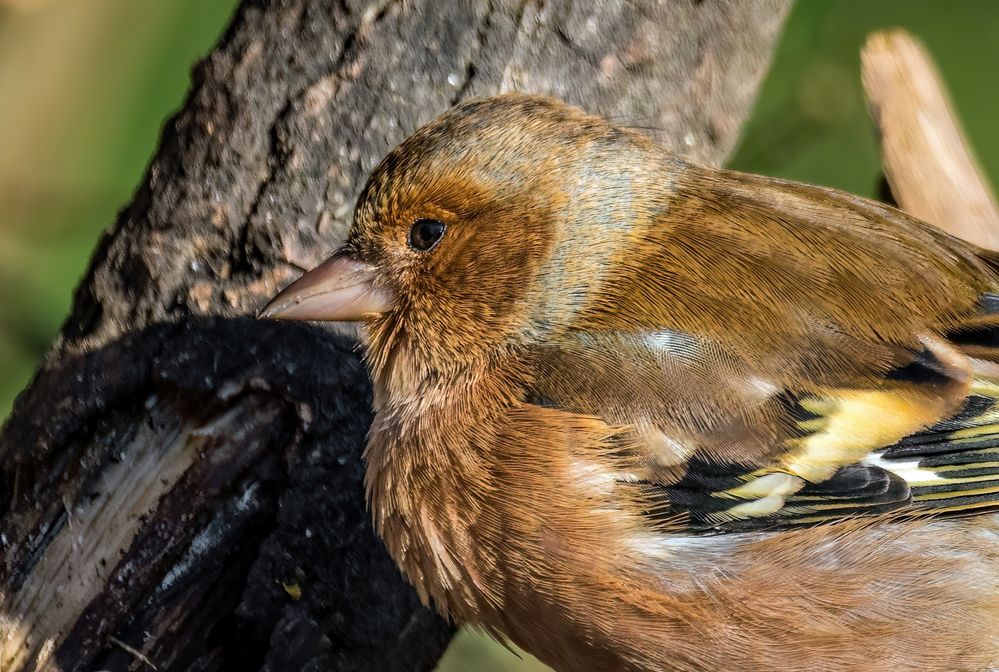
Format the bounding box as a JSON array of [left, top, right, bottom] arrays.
[[686, 381, 969, 528], [781, 388, 954, 483]]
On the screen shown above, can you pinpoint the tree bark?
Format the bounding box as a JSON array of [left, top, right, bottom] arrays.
[[0, 1, 790, 670]]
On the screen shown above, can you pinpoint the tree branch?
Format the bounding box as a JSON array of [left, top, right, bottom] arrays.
[[862, 29, 999, 249]]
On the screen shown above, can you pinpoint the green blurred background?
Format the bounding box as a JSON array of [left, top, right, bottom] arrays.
[[0, 1, 997, 669]]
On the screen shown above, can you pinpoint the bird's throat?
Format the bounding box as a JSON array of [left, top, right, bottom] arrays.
[[363, 361, 521, 621]]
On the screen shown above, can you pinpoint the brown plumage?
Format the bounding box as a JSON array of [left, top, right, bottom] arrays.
[[262, 94, 999, 671]]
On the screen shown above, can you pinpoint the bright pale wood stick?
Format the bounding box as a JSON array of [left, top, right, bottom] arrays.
[[862, 29, 999, 250]]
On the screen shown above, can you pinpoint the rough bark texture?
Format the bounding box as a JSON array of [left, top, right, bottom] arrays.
[[0, 1, 790, 670]]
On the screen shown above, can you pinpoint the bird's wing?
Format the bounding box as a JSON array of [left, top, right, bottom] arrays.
[[526, 169, 999, 531], [529, 329, 999, 531]]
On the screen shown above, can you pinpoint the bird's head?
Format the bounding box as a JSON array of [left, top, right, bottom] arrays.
[[261, 94, 673, 379]]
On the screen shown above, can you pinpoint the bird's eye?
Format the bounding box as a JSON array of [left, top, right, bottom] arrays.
[[409, 218, 447, 252]]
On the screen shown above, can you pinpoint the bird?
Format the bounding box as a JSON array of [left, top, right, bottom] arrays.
[[261, 93, 999, 671]]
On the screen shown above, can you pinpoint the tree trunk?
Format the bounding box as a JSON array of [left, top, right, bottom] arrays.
[[0, 1, 790, 670]]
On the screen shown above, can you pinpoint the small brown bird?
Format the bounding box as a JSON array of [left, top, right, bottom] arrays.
[[262, 94, 999, 671]]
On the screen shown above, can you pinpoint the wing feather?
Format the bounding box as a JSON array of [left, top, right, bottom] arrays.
[[523, 173, 999, 533]]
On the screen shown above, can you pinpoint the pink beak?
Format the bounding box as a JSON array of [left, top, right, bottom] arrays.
[[259, 250, 394, 322]]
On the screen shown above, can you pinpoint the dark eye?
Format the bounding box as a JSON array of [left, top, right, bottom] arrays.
[[409, 218, 447, 252]]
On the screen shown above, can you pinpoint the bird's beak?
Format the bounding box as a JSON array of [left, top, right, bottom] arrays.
[[259, 250, 394, 321]]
